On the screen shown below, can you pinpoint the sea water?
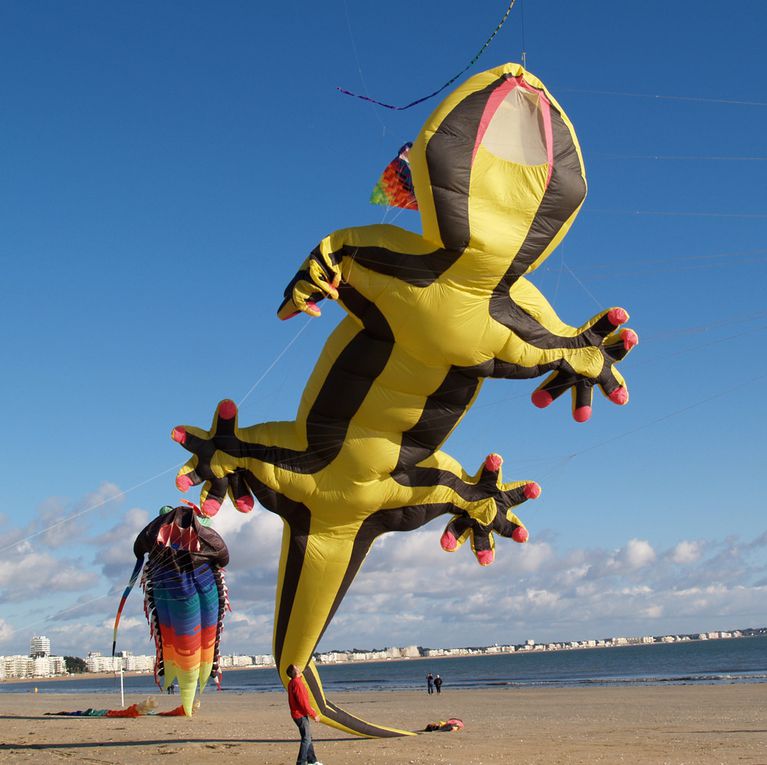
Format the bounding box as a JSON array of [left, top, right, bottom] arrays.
[[2, 636, 765, 695]]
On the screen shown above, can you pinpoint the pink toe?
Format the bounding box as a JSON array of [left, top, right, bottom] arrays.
[[524, 482, 541, 500], [218, 399, 237, 420], [176, 475, 193, 492], [512, 527, 529, 543], [484, 453, 503, 472], [201, 498, 221, 517], [574, 406, 592, 422], [531, 390, 553, 409], [621, 329, 639, 350], [609, 387, 629, 405], [440, 531, 457, 552], [476, 549, 494, 566], [171, 426, 187, 444], [608, 307, 629, 326], [235, 495, 254, 513]]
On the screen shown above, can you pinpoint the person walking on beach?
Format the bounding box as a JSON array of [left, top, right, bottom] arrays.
[[426, 672, 434, 694], [287, 664, 323, 765], [434, 674, 443, 694]]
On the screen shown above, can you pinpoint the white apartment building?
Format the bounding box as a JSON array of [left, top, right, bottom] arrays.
[[1, 654, 67, 678], [30, 635, 51, 658]]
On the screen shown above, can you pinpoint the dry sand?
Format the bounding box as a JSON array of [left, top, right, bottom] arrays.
[[0, 685, 765, 764]]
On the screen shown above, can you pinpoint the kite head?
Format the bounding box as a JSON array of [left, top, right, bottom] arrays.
[[408, 62, 587, 274]]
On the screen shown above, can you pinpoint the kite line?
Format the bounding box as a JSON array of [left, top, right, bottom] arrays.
[[337, 0, 517, 110]]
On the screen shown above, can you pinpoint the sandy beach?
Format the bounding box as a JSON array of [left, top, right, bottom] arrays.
[[0, 685, 765, 764]]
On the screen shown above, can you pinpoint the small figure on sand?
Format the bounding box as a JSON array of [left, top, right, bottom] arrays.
[[426, 672, 434, 694], [434, 674, 443, 694], [287, 664, 323, 765]]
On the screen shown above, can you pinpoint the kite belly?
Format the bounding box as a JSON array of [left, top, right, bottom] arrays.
[[147, 559, 225, 716]]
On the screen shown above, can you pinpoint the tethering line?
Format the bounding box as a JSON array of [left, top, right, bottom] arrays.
[[342, 0, 388, 136], [590, 153, 767, 162], [3, 319, 314, 558], [237, 317, 312, 408], [568, 372, 767, 462], [590, 209, 767, 219], [5, 592, 115, 638], [337, 0, 517, 110], [558, 87, 767, 108], [0, 463, 182, 556]]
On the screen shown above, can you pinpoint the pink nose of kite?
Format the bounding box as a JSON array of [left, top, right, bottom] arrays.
[[531, 390, 553, 409], [476, 549, 494, 566], [573, 405, 592, 423], [524, 482, 541, 500], [201, 498, 222, 517], [512, 527, 529, 543], [484, 453, 503, 472], [622, 328, 639, 350], [176, 474, 193, 492], [609, 387, 629, 405], [235, 495, 255, 513], [218, 399, 237, 420], [440, 531, 458, 552], [171, 426, 187, 444], [608, 307, 629, 326]]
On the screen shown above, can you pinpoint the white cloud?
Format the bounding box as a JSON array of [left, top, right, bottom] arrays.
[[34, 483, 124, 550], [0, 551, 97, 603], [670, 540, 701, 564], [92, 506, 151, 583], [622, 538, 656, 570], [0, 618, 13, 643]]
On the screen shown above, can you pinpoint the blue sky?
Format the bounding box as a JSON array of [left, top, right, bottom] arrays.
[[1, 1, 765, 658]]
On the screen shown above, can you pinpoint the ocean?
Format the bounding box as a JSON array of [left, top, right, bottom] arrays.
[[2, 636, 765, 696]]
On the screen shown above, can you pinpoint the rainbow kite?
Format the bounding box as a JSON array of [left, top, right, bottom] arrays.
[[113, 504, 230, 716]]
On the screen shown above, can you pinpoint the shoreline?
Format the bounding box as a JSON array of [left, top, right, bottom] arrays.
[[3, 633, 763, 687]]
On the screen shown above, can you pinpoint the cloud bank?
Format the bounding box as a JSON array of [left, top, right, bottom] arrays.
[[1, 488, 765, 657]]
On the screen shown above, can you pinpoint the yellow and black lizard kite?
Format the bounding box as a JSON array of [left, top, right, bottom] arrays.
[[172, 63, 637, 737]]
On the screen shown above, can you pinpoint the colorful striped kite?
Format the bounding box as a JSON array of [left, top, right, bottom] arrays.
[[112, 504, 230, 716], [370, 142, 418, 210]]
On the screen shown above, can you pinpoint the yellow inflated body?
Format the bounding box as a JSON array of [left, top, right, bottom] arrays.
[[174, 63, 636, 737]]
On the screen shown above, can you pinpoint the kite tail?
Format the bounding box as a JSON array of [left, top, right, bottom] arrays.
[[301, 661, 416, 738], [112, 557, 144, 657]]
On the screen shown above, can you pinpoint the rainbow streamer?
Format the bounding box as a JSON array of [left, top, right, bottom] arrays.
[[112, 557, 144, 657]]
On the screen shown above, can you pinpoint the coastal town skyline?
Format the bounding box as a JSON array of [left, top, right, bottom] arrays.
[[3, 626, 764, 680]]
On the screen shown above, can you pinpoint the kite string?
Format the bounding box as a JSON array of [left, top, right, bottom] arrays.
[[337, 0, 517, 110], [520, 0, 527, 68], [0, 319, 313, 558]]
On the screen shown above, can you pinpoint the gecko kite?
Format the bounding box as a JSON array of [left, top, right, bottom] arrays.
[[171, 62, 637, 736]]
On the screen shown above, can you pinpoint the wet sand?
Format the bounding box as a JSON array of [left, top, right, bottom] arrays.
[[0, 685, 765, 764]]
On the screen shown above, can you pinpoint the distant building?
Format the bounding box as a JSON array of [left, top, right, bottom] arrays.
[[86, 652, 122, 673], [1, 653, 66, 678], [30, 635, 51, 658]]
